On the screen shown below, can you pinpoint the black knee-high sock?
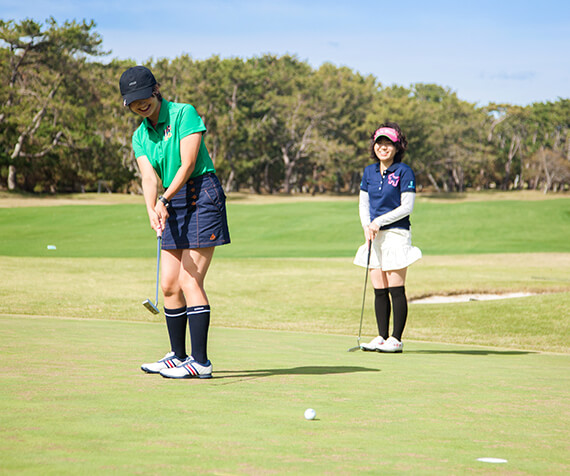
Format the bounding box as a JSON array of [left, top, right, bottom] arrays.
[[164, 306, 188, 359], [389, 286, 408, 341], [374, 288, 391, 339], [188, 305, 210, 364]]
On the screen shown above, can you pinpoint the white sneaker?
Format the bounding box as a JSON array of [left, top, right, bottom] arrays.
[[380, 336, 403, 353], [360, 336, 385, 351], [159, 356, 213, 379], [141, 351, 186, 374]]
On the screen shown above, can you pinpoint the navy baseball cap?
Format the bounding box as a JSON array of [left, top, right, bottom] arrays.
[[120, 66, 157, 106]]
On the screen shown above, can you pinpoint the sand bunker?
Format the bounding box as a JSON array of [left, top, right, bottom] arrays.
[[411, 292, 534, 304]]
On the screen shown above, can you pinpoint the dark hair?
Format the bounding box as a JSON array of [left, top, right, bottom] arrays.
[[369, 122, 408, 163], [152, 83, 162, 101]]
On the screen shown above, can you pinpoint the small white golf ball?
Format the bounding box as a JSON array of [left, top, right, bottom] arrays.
[[304, 408, 316, 420]]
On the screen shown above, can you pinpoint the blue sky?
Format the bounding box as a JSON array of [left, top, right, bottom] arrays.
[[2, 0, 569, 106]]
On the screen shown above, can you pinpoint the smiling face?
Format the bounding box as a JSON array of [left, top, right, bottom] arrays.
[[128, 94, 161, 123], [374, 137, 397, 167]]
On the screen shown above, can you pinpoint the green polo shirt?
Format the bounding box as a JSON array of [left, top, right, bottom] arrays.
[[132, 100, 216, 187]]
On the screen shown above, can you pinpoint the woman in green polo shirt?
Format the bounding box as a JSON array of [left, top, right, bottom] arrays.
[[120, 66, 230, 379]]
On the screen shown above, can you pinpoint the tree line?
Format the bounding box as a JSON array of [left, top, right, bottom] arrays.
[[1, 18, 569, 195]]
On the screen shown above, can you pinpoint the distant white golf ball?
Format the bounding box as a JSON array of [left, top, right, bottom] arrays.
[[304, 408, 316, 420]]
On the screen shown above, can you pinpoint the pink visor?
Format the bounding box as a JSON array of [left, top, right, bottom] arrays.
[[373, 127, 399, 143]]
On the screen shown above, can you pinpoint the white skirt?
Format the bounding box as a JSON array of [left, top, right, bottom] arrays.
[[353, 228, 422, 271]]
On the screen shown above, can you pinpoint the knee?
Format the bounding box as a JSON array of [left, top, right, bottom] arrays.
[[179, 274, 204, 293], [161, 277, 182, 298]]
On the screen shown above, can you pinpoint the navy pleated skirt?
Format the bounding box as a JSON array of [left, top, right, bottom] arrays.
[[162, 173, 231, 250]]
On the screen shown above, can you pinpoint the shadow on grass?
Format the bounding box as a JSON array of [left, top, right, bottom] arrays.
[[406, 350, 535, 355], [217, 366, 380, 380]]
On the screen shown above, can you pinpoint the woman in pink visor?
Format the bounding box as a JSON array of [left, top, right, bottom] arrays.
[[354, 122, 422, 353]]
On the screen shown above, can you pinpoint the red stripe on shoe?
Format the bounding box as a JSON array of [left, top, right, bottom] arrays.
[[184, 363, 198, 375]]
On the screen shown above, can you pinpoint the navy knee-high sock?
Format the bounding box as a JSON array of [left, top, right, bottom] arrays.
[[389, 286, 408, 341], [374, 288, 391, 339], [188, 305, 210, 364], [164, 306, 188, 359]]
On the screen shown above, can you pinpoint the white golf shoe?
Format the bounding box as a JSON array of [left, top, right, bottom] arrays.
[[379, 336, 403, 353], [360, 336, 385, 351], [159, 356, 213, 379], [141, 351, 186, 374]]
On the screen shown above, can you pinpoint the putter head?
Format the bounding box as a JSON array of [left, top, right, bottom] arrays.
[[142, 299, 160, 314], [348, 337, 363, 352]]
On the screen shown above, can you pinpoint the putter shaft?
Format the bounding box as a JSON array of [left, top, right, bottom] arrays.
[[348, 240, 372, 352], [143, 233, 162, 314]]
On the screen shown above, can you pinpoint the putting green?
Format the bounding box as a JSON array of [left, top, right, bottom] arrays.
[[1, 315, 568, 474]]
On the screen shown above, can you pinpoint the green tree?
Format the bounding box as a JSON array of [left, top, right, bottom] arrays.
[[485, 100, 569, 192], [310, 63, 379, 193], [1, 18, 568, 195], [0, 18, 107, 191]]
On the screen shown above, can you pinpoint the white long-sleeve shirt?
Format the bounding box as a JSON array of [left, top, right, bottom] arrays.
[[359, 190, 416, 229]]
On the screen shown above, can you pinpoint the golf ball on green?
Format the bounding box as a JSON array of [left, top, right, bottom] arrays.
[[304, 408, 316, 420]]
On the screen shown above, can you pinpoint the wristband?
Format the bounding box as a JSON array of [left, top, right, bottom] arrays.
[[158, 195, 170, 209]]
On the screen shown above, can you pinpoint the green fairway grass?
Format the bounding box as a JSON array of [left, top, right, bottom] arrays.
[[0, 192, 569, 474], [1, 253, 569, 352], [1, 316, 568, 475], [1, 195, 569, 257]]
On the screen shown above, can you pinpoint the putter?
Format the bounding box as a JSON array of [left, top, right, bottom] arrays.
[[143, 232, 162, 314], [348, 240, 372, 352]]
